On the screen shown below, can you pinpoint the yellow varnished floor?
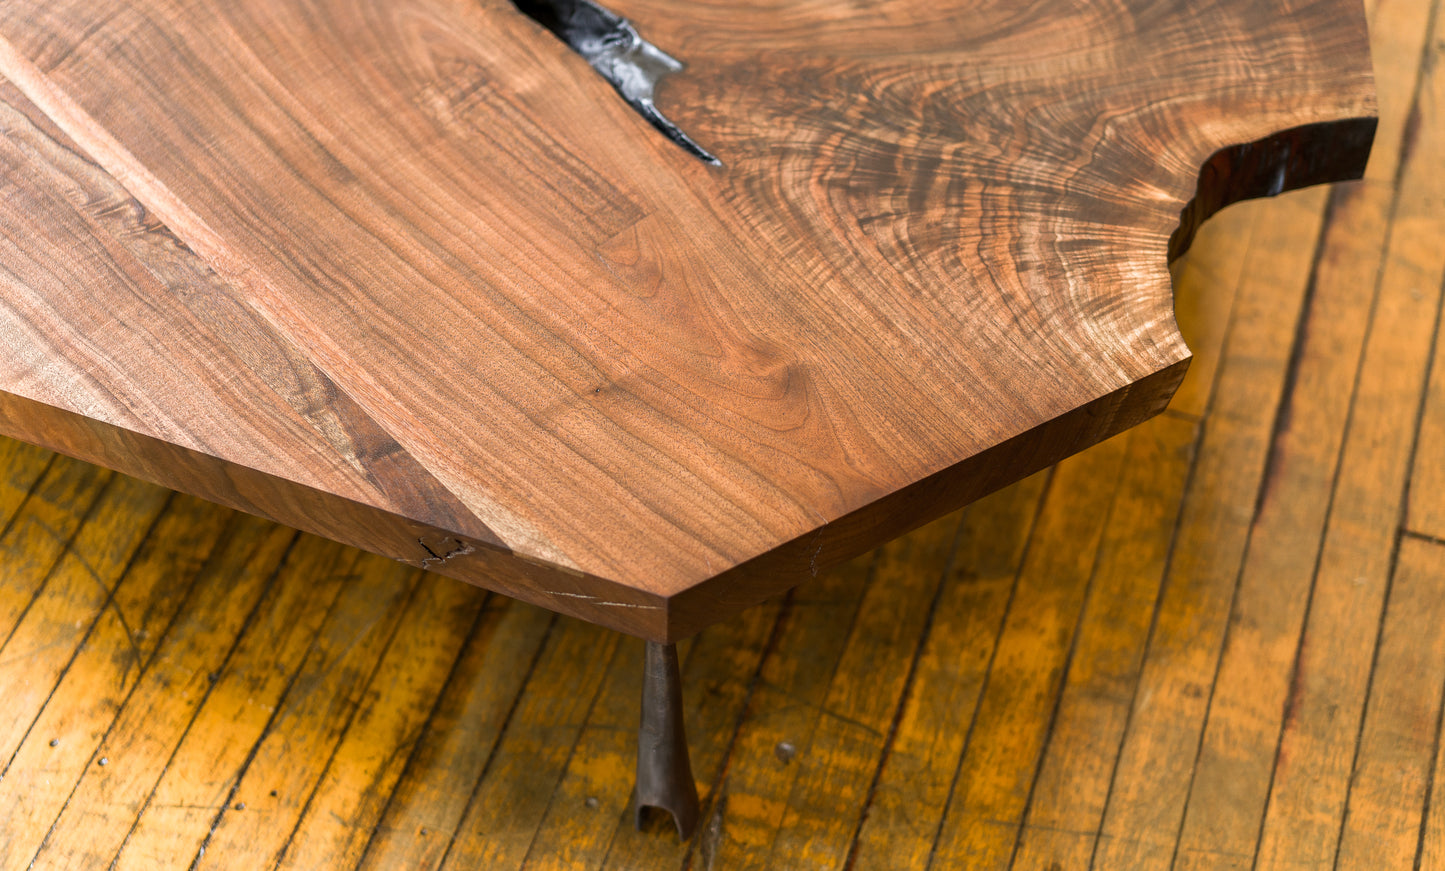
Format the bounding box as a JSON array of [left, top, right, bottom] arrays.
[[0, 0, 1442, 867]]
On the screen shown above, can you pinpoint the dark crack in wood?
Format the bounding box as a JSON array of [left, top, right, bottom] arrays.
[[509, 0, 721, 165]]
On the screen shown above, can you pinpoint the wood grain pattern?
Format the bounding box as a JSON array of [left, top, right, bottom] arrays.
[[0, 0, 1439, 854], [1334, 536, 1445, 870], [109, 535, 361, 871], [1253, 20, 1445, 859], [5, 515, 292, 868], [1092, 181, 1335, 871], [1010, 413, 1194, 871], [930, 434, 1130, 870], [1172, 178, 1392, 871], [0, 0, 1375, 639], [850, 475, 1046, 871]]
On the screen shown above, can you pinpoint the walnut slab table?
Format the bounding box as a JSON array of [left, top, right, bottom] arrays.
[[0, 0, 1374, 839]]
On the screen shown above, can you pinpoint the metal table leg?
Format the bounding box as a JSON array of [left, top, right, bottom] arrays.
[[634, 640, 700, 838]]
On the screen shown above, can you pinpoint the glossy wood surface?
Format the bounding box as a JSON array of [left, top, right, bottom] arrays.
[[0, 0, 1374, 638], [0, 0, 1438, 855]]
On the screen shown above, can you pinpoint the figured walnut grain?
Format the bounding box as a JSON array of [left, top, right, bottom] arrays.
[[0, 0, 1374, 638]]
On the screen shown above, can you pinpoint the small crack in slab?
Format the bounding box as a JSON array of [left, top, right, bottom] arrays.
[[417, 537, 475, 569]]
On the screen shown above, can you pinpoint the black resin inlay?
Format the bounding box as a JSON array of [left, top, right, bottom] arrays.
[[510, 0, 721, 165]]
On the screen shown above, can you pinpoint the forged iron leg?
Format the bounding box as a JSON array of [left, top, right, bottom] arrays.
[[635, 641, 700, 838]]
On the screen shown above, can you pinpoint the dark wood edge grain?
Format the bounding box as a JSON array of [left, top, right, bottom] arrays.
[[0, 359, 1189, 643], [0, 389, 676, 637], [1169, 116, 1378, 262], [662, 358, 1191, 640]]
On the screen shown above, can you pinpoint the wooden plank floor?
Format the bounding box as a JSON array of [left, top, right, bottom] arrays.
[[0, 3, 1441, 868]]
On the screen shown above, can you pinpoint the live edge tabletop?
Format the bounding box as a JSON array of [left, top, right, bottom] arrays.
[[0, 0, 1373, 644]]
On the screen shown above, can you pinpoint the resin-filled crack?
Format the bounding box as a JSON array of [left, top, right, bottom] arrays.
[[509, 0, 722, 165]]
